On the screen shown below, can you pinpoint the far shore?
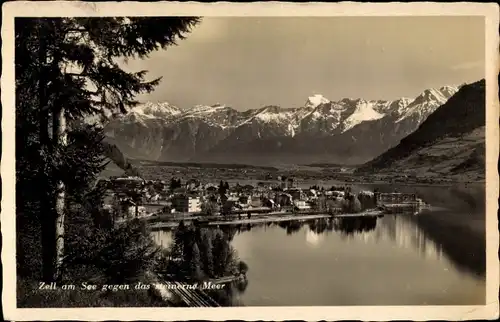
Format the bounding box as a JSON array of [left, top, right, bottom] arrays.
[[348, 180, 485, 188]]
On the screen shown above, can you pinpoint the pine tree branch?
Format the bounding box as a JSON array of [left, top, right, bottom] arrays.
[[66, 28, 89, 33], [66, 72, 89, 77]]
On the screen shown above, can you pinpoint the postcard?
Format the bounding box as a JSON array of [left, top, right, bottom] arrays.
[[2, 1, 499, 321]]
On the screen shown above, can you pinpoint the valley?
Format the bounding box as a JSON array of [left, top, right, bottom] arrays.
[[106, 158, 483, 188]]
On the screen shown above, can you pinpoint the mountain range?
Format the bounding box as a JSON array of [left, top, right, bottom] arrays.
[[104, 85, 461, 165], [357, 79, 486, 180]]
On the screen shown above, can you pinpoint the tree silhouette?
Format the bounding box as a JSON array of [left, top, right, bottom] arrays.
[[16, 17, 201, 281], [190, 243, 204, 281], [238, 261, 249, 275], [170, 178, 182, 191], [165, 226, 245, 283], [201, 201, 219, 216]]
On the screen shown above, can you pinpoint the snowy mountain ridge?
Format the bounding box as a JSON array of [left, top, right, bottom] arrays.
[[104, 84, 460, 164], [116, 85, 458, 134]]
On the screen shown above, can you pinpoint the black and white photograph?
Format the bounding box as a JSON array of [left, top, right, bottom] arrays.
[[2, 2, 499, 321]]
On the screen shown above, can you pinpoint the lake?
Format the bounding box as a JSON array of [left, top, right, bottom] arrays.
[[151, 184, 486, 306]]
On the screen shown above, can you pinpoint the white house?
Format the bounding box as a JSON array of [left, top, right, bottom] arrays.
[[359, 190, 374, 197], [331, 190, 345, 197], [127, 205, 147, 218], [250, 196, 262, 208], [171, 195, 202, 213], [293, 200, 311, 210], [188, 197, 201, 213]]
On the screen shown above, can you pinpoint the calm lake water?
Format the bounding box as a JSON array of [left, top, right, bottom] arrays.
[[151, 184, 486, 306]]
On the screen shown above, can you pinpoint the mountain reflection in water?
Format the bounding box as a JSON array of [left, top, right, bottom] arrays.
[[152, 185, 486, 306], [229, 216, 446, 264]]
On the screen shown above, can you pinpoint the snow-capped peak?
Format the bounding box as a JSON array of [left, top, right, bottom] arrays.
[[305, 94, 330, 108], [416, 86, 458, 104], [394, 86, 458, 123], [185, 103, 228, 115], [342, 100, 385, 132], [129, 102, 181, 119], [438, 85, 459, 98], [399, 97, 413, 104], [109, 82, 460, 141], [253, 105, 293, 123], [393, 97, 414, 115], [422, 88, 447, 102]]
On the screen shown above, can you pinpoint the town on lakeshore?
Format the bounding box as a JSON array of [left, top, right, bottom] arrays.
[[98, 174, 428, 226]]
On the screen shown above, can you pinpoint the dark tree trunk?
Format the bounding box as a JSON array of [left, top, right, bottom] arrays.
[[53, 106, 67, 280], [38, 26, 56, 282]]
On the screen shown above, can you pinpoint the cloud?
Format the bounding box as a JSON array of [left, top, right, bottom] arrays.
[[451, 60, 483, 71]]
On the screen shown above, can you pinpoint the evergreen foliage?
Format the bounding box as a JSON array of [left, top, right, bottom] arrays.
[[16, 16, 200, 305], [169, 178, 182, 191], [163, 225, 247, 283]]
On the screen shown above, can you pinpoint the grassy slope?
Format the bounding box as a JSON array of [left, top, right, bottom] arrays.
[[371, 127, 484, 180]]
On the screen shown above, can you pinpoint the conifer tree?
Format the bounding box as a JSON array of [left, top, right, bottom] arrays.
[[200, 232, 215, 277], [190, 243, 203, 281]]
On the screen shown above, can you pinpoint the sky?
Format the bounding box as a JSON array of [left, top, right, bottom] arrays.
[[122, 16, 485, 111]]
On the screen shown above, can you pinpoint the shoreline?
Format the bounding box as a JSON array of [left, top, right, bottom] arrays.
[[351, 180, 484, 187], [149, 210, 387, 230]]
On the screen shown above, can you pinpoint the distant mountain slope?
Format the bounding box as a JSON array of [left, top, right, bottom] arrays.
[[101, 139, 141, 177], [104, 85, 459, 165], [357, 79, 485, 180]]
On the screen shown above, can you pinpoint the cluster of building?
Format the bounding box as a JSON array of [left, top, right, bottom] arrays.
[[99, 176, 390, 220]]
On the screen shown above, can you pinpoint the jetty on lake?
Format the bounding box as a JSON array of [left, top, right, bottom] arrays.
[[375, 192, 428, 214]]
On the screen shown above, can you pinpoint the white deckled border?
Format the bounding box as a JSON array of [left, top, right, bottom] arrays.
[[2, 1, 499, 321]]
